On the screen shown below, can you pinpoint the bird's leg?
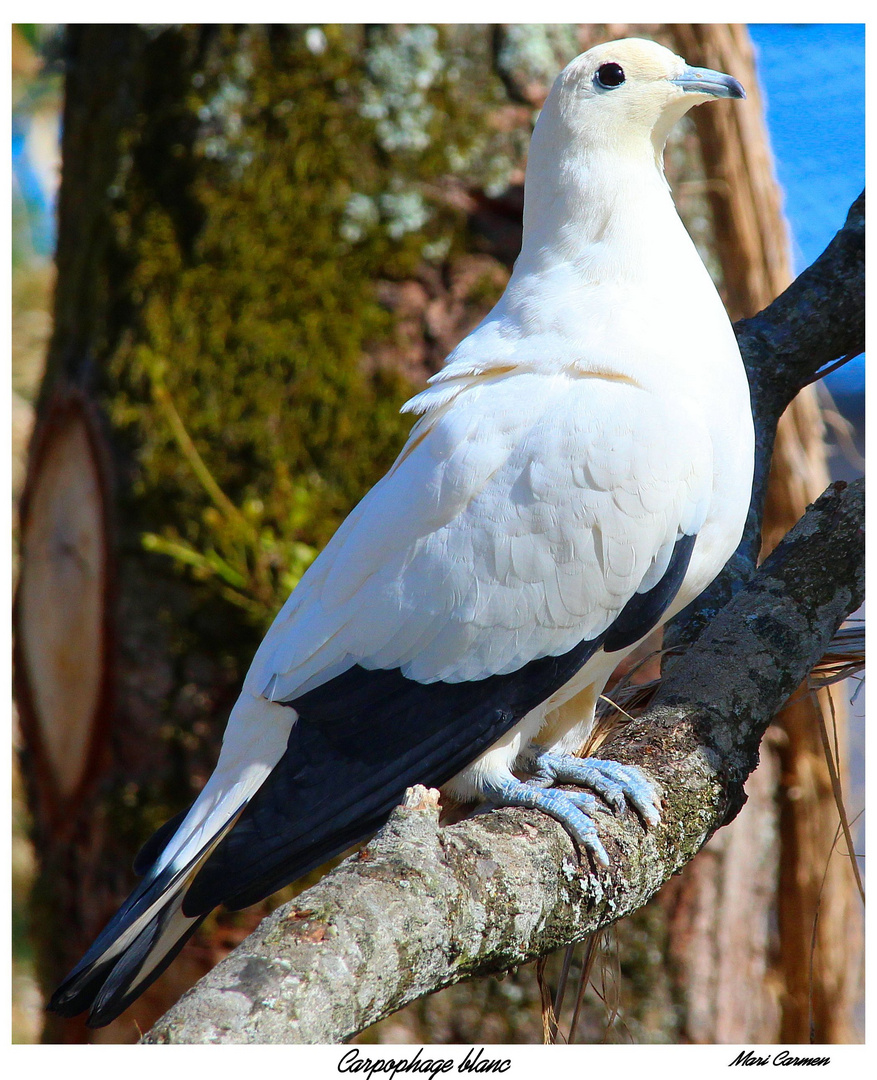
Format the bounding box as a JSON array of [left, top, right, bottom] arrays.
[[528, 750, 661, 827], [479, 773, 610, 865]]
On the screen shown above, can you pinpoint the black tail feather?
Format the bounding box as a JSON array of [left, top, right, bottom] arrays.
[[133, 808, 189, 876], [48, 954, 121, 1019], [87, 912, 207, 1028], [48, 821, 234, 1026]]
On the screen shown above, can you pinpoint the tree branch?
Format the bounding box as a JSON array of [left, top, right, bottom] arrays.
[[143, 189, 865, 1041], [666, 190, 864, 647]]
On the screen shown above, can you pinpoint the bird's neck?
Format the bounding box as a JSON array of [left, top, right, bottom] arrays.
[[515, 135, 694, 285]]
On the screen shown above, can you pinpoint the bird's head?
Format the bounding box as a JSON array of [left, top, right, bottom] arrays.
[[543, 37, 745, 160]]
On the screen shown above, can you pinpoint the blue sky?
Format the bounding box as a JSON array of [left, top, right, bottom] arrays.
[[748, 23, 865, 392]]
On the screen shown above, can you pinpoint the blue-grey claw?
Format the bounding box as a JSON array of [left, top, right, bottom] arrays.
[[481, 775, 610, 866], [532, 751, 661, 827]]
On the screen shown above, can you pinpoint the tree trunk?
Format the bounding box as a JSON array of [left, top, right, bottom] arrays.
[[16, 23, 860, 1044]]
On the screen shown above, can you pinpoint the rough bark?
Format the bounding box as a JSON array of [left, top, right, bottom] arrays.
[[142, 477, 863, 1043], [683, 192, 865, 624]]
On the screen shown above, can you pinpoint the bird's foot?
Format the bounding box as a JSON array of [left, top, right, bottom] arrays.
[[481, 774, 610, 865], [530, 751, 661, 827]]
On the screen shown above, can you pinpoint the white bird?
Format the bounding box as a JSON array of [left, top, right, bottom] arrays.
[[50, 38, 753, 1026]]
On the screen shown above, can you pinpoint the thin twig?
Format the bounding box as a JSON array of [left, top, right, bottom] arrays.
[[813, 685, 865, 905], [149, 375, 255, 539], [568, 931, 603, 1044], [536, 956, 557, 1044], [550, 947, 574, 1042]]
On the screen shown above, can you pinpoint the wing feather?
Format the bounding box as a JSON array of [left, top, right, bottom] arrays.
[[244, 370, 712, 701]]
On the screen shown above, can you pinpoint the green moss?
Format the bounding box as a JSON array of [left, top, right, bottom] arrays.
[[101, 24, 538, 629]]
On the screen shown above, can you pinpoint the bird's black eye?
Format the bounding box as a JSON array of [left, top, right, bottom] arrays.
[[595, 62, 625, 89]]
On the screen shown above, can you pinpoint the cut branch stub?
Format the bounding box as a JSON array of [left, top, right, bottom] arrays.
[[15, 387, 115, 832]]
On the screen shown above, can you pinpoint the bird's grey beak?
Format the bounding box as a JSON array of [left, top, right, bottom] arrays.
[[672, 64, 746, 99]]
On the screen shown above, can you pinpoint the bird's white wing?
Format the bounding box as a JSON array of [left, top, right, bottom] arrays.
[[245, 366, 713, 703]]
